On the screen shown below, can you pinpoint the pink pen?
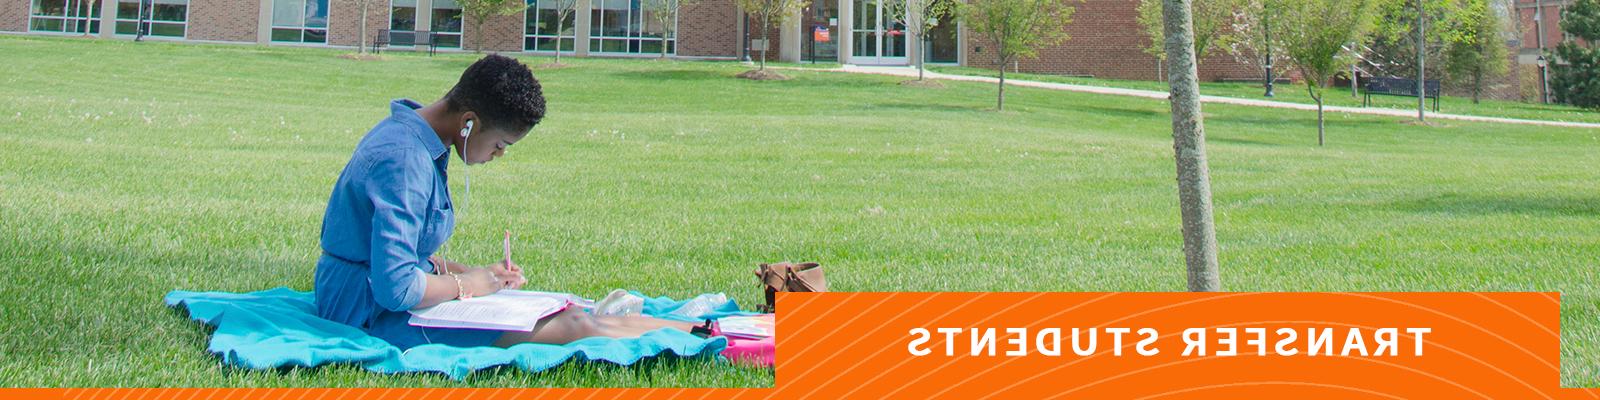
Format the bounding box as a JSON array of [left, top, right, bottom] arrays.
[[503, 230, 512, 264]]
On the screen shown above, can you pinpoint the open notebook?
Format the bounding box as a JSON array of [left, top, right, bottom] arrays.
[[718, 315, 774, 340], [408, 290, 589, 332]]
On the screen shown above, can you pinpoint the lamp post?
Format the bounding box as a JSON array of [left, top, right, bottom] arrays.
[[742, 12, 751, 62], [1262, 7, 1274, 98], [1533, 1, 1550, 104], [1537, 55, 1550, 104]]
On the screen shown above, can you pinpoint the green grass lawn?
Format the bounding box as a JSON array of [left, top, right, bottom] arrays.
[[0, 35, 1596, 387], [930, 65, 1600, 124]]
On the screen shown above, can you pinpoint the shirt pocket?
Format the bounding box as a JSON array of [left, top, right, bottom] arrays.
[[417, 204, 454, 259]]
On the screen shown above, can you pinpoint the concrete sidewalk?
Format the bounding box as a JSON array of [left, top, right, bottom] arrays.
[[795, 65, 1600, 130]]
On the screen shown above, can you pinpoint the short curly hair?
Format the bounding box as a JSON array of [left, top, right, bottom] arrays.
[[443, 54, 546, 134]]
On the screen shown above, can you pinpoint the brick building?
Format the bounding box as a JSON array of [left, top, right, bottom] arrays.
[[4, 0, 1264, 79], [1514, 0, 1573, 103], [1, 0, 1554, 94]]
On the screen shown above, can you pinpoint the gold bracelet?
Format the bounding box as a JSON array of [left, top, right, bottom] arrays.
[[451, 272, 470, 300]]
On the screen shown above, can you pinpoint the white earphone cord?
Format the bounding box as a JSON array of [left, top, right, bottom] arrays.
[[423, 127, 471, 346]]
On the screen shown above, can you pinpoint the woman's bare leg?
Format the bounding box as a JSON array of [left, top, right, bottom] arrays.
[[494, 307, 700, 347]]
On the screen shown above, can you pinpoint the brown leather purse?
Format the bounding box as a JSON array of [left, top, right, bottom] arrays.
[[754, 262, 827, 313]]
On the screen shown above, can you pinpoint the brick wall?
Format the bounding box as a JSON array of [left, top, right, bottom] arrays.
[[460, 10, 525, 52], [963, 0, 1258, 81], [1515, 0, 1570, 51], [2, 0, 33, 32], [329, 0, 390, 47], [678, 0, 740, 57], [189, 0, 259, 42]]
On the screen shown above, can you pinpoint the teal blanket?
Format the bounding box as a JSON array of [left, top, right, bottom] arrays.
[[164, 287, 752, 380]]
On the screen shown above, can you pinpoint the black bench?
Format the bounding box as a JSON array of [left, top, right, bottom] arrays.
[[1362, 77, 1439, 111], [1217, 77, 1291, 84], [373, 29, 437, 56]]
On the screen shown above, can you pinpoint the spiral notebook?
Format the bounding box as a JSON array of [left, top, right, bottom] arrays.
[[407, 290, 581, 332]]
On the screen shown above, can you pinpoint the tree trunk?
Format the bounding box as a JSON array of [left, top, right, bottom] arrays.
[[359, 1, 370, 55], [81, 0, 96, 37], [1415, 0, 1425, 122], [555, 17, 565, 64], [760, 13, 770, 70], [1162, 0, 1220, 292], [1472, 68, 1483, 104], [660, 11, 671, 59], [1315, 97, 1325, 146], [997, 58, 1007, 111]]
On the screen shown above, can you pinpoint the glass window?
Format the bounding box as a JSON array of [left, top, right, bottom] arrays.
[[390, 0, 416, 31], [113, 0, 188, 38], [30, 0, 100, 35], [431, 0, 462, 48], [271, 0, 328, 43], [589, 0, 673, 55], [389, 0, 416, 44], [523, 0, 576, 52]]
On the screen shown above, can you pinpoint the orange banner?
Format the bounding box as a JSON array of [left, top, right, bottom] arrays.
[[778, 292, 1590, 399], [8, 292, 1600, 399]]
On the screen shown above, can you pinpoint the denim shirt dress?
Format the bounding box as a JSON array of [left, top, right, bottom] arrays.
[[312, 99, 501, 349]]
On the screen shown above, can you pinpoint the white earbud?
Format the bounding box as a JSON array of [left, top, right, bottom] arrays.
[[457, 120, 474, 162]]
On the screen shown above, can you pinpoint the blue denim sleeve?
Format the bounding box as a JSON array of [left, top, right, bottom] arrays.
[[363, 151, 431, 312]]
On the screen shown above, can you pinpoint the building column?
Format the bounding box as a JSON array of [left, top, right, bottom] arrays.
[[779, 8, 801, 62], [416, 0, 432, 50], [574, 0, 591, 56], [98, 0, 117, 38], [838, 0, 851, 64], [955, 20, 965, 66], [258, 0, 272, 43]]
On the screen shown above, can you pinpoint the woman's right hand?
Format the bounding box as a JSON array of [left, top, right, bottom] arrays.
[[458, 268, 504, 299]]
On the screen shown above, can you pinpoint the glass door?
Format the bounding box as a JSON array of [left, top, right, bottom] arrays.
[[850, 0, 906, 65]]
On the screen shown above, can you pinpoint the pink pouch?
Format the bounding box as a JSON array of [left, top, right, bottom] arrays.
[[720, 335, 775, 367]]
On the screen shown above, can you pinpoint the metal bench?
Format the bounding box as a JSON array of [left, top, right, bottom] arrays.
[[373, 29, 437, 56], [1362, 77, 1440, 111]]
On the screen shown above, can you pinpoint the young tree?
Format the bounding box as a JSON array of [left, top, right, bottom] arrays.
[[886, 0, 958, 81], [1160, 0, 1221, 292], [1269, 0, 1381, 145], [1441, 0, 1508, 104], [459, 0, 528, 52], [351, 0, 385, 54], [1552, 0, 1600, 108], [534, 0, 580, 64], [1137, 0, 1244, 66], [735, 0, 808, 71], [1371, 0, 1473, 120], [958, 0, 1075, 110], [643, 0, 700, 59], [79, 0, 100, 37]]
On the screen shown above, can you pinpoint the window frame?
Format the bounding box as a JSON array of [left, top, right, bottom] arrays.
[[28, 0, 102, 35], [112, 0, 191, 39], [522, 0, 577, 54], [588, 0, 677, 55], [269, 0, 332, 44]]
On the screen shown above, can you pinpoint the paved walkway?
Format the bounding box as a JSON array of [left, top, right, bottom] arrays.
[[786, 64, 1600, 129]]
